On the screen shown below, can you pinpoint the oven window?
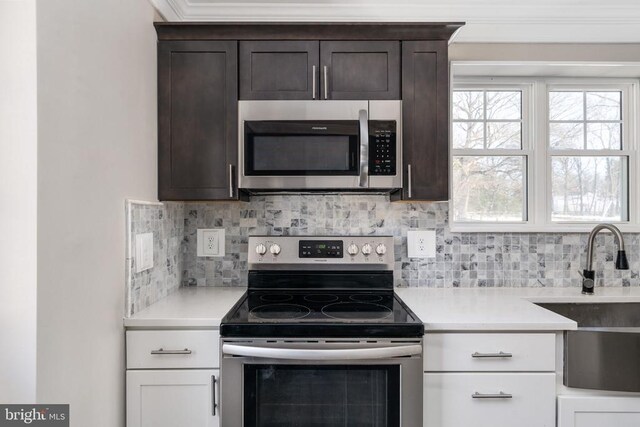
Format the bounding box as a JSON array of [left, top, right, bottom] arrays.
[[244, 365, 400, 427]]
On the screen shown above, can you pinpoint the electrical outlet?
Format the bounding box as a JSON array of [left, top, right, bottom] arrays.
[[407, 230, 436, 258], [135, 233, 154, 273], [197, 229, 225, 257]]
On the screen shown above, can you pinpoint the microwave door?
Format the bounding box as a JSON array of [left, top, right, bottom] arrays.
[[241, 120, 362, 190]]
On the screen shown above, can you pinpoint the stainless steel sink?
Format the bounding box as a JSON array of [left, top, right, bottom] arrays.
[[537, 302, 640, 392]]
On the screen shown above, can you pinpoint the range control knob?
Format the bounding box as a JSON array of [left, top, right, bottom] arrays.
[[269, 243, 281, 256], [361, 243, 372, 256], [255, 243, 267, 256], [376, 243, 387, 256], [347, 244, 359, 256]]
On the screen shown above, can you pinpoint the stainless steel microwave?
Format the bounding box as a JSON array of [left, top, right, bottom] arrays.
[[238, 100, 402, 192]]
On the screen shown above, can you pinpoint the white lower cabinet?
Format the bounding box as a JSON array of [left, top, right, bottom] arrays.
[[126, 329, 221, 427], [424, 373, 556, 427], [558, 396, 640, 427], [126, 369, 219, 427]]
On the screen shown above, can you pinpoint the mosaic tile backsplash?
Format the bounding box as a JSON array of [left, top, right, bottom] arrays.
[[127, 194, 640, 314], [182, 195, 640, 288], [126, 201, 185, 316]]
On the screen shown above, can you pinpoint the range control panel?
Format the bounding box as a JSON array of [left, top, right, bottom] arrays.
[[248, 236, 394, 270], [299, 240, 343, 258], [369, 121, 396, 176]]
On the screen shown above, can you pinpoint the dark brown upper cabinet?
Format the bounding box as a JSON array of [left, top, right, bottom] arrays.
[[158, 40, 240, 201], [398, 41, 449, 201], [239, 41, 319, 100], [239, 40, 400, 100], [320, 41, 400, 100]]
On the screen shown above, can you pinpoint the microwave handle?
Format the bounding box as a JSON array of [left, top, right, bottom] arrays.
[[222, 343, 422, 361], [358, 109, 369, 188]]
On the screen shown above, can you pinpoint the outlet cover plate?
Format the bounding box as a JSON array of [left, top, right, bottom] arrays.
[[197, 228, 225, 257], [135, 233, 154, 273], [407, 230, 436, 258]]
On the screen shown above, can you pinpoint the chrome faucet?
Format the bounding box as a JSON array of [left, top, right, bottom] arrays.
[[581, 224, 629, 294]]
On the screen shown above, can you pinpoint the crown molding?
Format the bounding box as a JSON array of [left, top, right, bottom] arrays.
[[149, 0, 640, 42]]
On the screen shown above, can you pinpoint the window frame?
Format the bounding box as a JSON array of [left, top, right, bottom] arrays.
[[450, 77, 639, 232]]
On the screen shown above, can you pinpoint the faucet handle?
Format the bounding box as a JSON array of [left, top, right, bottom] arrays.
[[580, 270, 595, 295]]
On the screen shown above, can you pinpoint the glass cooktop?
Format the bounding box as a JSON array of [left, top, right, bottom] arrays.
[[221, 290, 424, 338]]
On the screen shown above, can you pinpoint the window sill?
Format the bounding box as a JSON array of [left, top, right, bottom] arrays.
[[449, 223, 640, 233]]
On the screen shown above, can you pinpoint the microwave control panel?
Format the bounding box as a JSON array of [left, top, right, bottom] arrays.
[[369, 121, 396, 176]]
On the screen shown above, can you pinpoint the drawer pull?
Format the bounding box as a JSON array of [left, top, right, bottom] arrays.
[[472, 391, 513, 399], [150, 348, 192, 355], [472, 351, 513, 358]]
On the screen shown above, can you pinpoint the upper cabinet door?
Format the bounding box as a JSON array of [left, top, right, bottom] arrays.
[[320, 41, 400, 100], [400, 41, 449, 201], [239, 41, 320, 100], [158, 41, 239, 201]]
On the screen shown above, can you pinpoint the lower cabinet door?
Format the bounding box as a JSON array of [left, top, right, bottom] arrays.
[[127, 369, 219, 427], [558, 396, 640, 427], [424, 373, 555, 427]]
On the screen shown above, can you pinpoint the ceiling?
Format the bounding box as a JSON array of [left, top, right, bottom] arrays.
[[149, 0, 640, 43]]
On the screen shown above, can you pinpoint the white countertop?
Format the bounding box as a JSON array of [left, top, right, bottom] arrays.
[[124, 285, 640, 331], [123, 287, 247, 328], [397, 287, 640, 332]]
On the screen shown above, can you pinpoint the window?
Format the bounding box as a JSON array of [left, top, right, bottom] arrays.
[[451, 79, 638, 231], [548, 89, 628, 222], [451, 87, 530, 223]]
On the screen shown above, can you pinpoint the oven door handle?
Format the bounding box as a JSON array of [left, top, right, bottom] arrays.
[[222, 343, 422, 360], [358, 108, 369, 188]]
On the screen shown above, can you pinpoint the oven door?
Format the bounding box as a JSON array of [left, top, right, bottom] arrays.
[[238, 100, 371, 190], [220, 339, 423, 427]]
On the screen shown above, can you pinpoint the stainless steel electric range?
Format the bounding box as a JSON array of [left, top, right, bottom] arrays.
[[220, 236, 424, 427]]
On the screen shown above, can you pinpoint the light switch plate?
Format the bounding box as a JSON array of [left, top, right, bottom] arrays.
[[407, 230, 436, 258], [135, 233, 154, 273], [197, 229, 225, 257]]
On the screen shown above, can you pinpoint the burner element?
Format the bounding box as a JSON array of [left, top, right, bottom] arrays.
[[322, 302, 393, 320], [304, 294, 339, 303], [349, 294, 383, 303], [260, 294, 293, 303], [250, 304, 311, 320]]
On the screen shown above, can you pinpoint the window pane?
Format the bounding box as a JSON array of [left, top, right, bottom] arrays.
[[549, 91, 583, 120], [486, 91, 521, 120], [486, 122, 521, 149], [549, 122, 584, 149], [551, 156, 627, 222], [452, 122, 484, 149], [452, 156, 526, 222], [586, 122, 622, 150], [452, 91, 483, 120], [586, 91, 621, 121]]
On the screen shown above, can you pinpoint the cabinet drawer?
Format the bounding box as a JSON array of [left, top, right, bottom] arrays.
[[424, 333, 555, 372], [424, 373, 556, 427], [127, 330, 219, 369]]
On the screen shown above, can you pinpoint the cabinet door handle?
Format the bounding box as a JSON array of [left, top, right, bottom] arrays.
[[472, 391, 513, 399], [472, 351, 513, 358], [312, 65, 317, 99], [228, 164, 234, 198], [211, 375, 218, 416], [407, 164, 412, 198], [150, 348, 192, 355], [323, 65, 328, 99]]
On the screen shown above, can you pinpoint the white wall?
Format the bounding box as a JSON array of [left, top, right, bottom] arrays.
[[450, 43, 640, 62], [36, 0, 158, 425], [0, 0, 38, 404]]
